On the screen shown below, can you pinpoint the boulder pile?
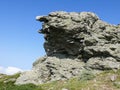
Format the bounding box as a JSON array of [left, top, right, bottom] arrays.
[[15, 11, 120, 85]]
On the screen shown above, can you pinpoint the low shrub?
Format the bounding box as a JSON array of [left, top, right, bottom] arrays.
[[79, 70, 95, 81]]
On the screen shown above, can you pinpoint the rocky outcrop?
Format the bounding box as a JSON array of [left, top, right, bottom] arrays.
[[15, 11, 120, 85]]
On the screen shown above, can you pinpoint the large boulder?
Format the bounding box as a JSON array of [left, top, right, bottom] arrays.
[[15, 11, 120, 85]]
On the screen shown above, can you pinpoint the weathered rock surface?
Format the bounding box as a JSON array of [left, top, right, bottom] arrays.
[[15, 56, 85, 85], [15, 11, 120, 85]]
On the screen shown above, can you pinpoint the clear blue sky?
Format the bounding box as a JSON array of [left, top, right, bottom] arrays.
[[0, 0, 120, 70]]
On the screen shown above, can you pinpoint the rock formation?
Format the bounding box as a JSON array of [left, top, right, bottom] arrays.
[[15, 11, 120, 85]]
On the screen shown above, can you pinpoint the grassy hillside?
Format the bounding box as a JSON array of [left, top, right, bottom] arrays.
[[0, 70, 120, 90]]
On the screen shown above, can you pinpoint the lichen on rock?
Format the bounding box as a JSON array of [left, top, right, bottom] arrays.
[[15, 11, 120, 85]]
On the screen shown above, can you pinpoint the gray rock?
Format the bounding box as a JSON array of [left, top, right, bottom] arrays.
[[15, 56, 85, 85], [37, 12, 99, 56], [16, 11, 120, 85], [37, 11, 120, 60], [110, 74, 117, 81], [85, 57, 120, 70]]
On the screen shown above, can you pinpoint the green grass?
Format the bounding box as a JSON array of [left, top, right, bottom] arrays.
[[0, 73, 43, 90], [0, 70, 120, 90]]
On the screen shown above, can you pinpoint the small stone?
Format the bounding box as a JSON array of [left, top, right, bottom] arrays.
[[110, 75, 117, 81], [62, 88, 68, 90]]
